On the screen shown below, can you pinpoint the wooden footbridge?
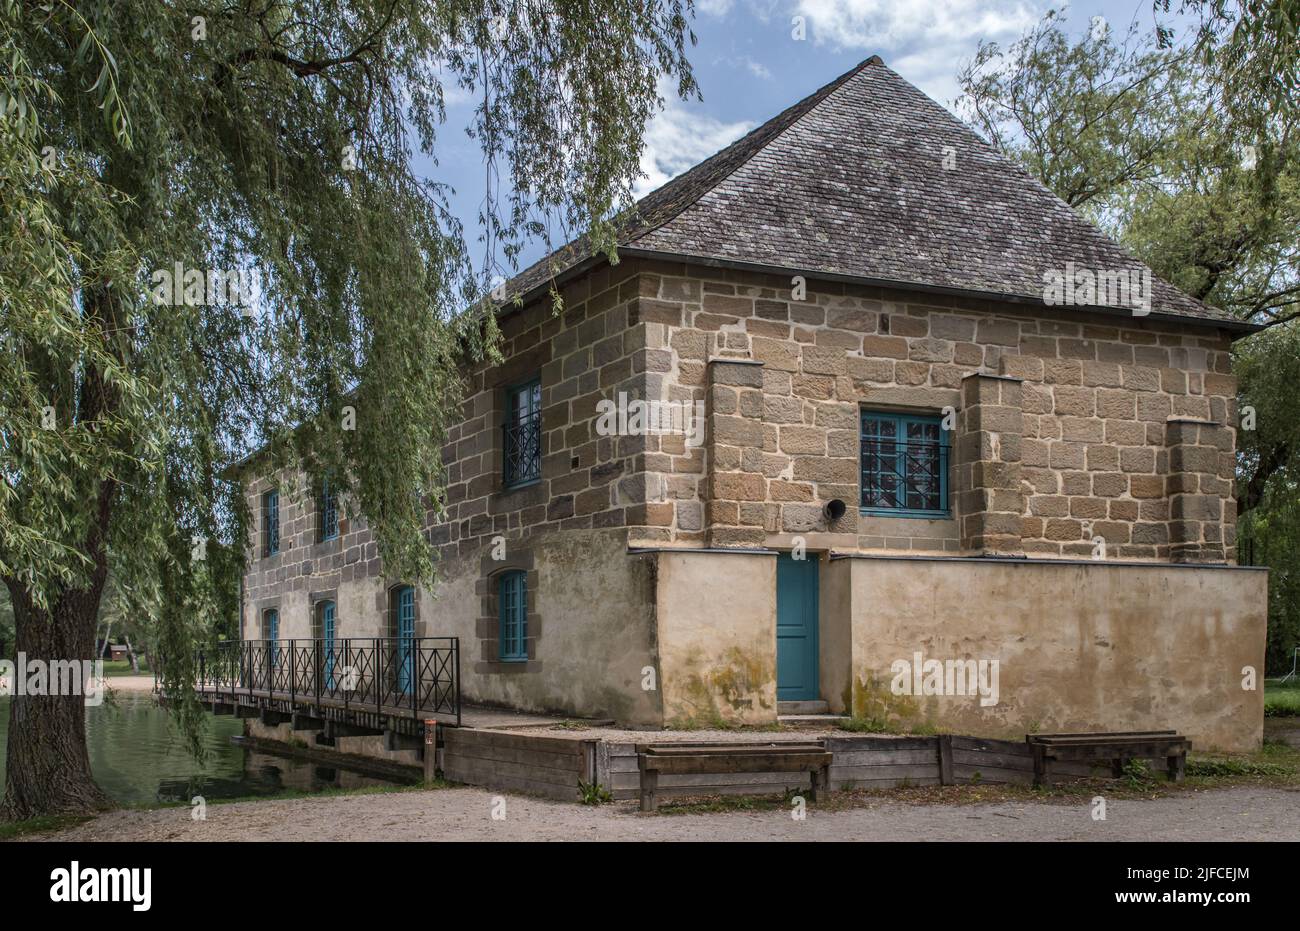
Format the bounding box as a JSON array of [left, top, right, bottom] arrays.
[[193, 638, 460, 746]]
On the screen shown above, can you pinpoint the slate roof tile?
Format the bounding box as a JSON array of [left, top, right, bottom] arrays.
[[503, 56, 1235, 326]]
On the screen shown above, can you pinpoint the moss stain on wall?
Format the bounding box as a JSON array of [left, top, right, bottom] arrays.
[[666, 646, 774, 727]]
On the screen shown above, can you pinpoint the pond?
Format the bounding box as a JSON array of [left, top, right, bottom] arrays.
[[0, 688, 402, 806]]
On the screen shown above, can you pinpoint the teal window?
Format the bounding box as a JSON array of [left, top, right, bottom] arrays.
[[264, 608, 280, 668], [860, 411, 950, 518], [503, 378, 541, 488], [316, 600, 337, 690], [318, 479, 339, 542], [498, 571, 528, 662], [262, 489, 280, 556], [392, 585, 415, 693]]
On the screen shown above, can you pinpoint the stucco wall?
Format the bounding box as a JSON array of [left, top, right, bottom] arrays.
[[835, 556, 1266, 752], [437, 527, 660, 723], [242, 525, 660, 725], [653, 550, 778, 726]]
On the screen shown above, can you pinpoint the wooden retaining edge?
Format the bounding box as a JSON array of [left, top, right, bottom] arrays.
[[442, 728, 597, 802], [440, 730, 1144, 802]]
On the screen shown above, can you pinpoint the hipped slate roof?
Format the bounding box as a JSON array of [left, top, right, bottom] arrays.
[[505, 56, 1243, 329]]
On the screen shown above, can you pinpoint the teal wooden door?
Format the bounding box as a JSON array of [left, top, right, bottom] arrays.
[[776, 554, 819, 701]]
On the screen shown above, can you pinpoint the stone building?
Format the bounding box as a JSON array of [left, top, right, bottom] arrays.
[[237, 57, 1266, 751]]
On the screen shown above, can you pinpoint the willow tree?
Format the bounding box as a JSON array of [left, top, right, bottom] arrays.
[[0, 0, 696, 820]]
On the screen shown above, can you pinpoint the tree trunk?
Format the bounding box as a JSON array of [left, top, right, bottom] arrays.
[[0, 583, 113, 820], [124, 635, 140, 674], [0, 284, 122, 821]]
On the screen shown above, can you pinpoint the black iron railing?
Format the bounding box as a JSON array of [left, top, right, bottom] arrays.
[[196, 637, 460, 723], [860, 438, 950, 513], [503, 409, 541, 486]]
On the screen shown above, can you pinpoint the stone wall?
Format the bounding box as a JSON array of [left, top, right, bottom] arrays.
[[439, 259, 657, 558], [632, 261, 1240, 561], [239, 259, 667, 720], [237, 256, 1250, 730]]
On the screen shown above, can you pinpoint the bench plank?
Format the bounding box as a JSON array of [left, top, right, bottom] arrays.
[[640, 753, 832, 776], [636, 742, 832, 811]]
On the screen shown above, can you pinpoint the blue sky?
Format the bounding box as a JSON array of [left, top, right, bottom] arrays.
[[424, 0, 1195, 279]]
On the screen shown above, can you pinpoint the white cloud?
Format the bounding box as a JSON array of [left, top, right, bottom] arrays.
[[796, 0, 1039, 47], [697, 0, 735, 16], [793, 0, 1044, 103], [714, 53, 775, 80], [635, 92, 754, 197]]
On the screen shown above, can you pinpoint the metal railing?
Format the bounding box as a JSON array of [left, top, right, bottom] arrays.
[[197, 637, 460, 724], [503, 409, 542, 486]]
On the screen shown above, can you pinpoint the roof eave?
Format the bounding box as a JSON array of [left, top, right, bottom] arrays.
[[618, 247, 1262, 338]]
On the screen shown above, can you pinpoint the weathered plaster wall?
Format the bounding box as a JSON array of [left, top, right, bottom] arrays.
[[435, 527, 660, 724], [838, 556, 1266, 751], [819, 555, 853, 716], [242, 525, 660, 724], [654, 551, 778, 726]]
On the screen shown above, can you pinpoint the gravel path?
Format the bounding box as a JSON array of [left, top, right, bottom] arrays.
[[37, 784, 1300, 842], [104, 675, 155, 692]]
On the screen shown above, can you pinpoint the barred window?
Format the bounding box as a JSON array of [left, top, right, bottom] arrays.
[[318, 478, 339, 542], [860, 411, 949, 517], [263, 608, 280, 668], [503, 378, 541, 488], [262, 489, 280, 556]]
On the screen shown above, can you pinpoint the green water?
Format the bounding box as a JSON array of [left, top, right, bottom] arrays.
[[0, 691, 399, 806]]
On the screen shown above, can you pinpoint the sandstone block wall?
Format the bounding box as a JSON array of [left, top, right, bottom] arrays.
[[632, 261, 1239, 561]]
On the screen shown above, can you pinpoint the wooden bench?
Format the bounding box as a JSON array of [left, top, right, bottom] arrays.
[[636, 741, 833, 812], [1026, 731, 1191, 787]]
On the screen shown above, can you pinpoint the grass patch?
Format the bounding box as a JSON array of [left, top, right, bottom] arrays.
[[655, 788, 802, 815], [1184, 739, 1300, 787], [0, 813, 95, 840], [1186, 757, 1290, 777], [134, 779, 452, 810], [663, 717, 787, 732], [836, 716, 892, 733], [1264, 680, 1300, 717], [98, 659, 151, 677]]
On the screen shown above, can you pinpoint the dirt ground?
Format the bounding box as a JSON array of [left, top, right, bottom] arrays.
[[37, 784, 1300, 842]]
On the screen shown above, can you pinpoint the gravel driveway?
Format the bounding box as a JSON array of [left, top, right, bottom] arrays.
[[37, 784, 1300, 842]]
